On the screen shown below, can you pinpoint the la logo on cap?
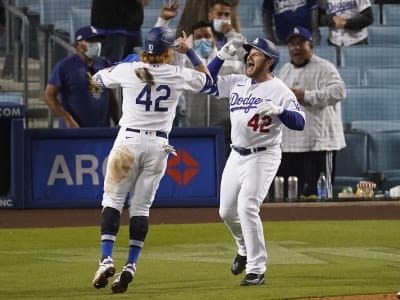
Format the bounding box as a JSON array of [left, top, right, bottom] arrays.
[[90, 26, 98, 34]]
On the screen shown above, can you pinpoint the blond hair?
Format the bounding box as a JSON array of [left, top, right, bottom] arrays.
[[140, 48, 174, 65]]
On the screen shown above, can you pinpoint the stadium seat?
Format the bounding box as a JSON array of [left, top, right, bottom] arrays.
[[334, 131, 369, 195], [350, 120, 400, 133], [364, 67, 400, 86], [237, 1, 262, 27], [382, 4, 400, 25], [319, 26, 329, 47], [142, 8, 164, 28], [368, 25, 400, 46], [338, 66, 364, 87], [39, 0, 91, 33], [381, 171, 400, 191], [340, 46, 400, 67], [0, 92, 24, 105], [371, 4, 381, 25], [368, 130, 400, 189], [69, 7, 91, 43], [145, 0, 164, 8], [341, 87, 400, 123], [242, 26, 263, 43], [15, 0, 40, 14], [313, 46, 338, 65]]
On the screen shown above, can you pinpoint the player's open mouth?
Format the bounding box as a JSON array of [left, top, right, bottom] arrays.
[[247, 62, 255, 71]]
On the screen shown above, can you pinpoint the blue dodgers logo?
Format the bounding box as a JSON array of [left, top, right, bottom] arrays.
[[230, 93, 264, 113]]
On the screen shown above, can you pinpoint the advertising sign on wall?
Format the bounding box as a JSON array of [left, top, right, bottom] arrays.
[[23, 127, 225, 208]]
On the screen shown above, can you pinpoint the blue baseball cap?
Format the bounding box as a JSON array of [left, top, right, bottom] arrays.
[[243, 37, 279, 68], [75, 26, 104, 42], [144, 27, 175, 55], [286, 27, 313, 43]]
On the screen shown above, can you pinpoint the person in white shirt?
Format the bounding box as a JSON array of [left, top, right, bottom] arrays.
[[277, 26, 346, 198]]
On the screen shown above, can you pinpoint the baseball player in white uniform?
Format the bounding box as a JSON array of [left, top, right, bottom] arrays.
[[205, 37, 305, 285], [91, 26, 212, 293]]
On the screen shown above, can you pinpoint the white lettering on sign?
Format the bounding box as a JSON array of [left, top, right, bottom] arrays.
[[0, 107, 22, 117], [47, 154, 108, 186], [47, 155, 74, 185], [0, 198, 13, 207], [76, 155, 99, 185]]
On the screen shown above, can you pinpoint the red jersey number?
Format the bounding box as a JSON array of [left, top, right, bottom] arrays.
[[247, 114, 271, 133]]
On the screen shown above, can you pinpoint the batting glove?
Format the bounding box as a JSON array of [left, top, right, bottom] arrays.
[[257, 101, 283, 116], [162, 143, 177, 156], [217, 38, 245, 60]]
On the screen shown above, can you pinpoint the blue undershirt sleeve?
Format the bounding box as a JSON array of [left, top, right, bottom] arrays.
[[278, 109, 305, 130], [207, 56, 224, 80], [200, 56, 225, 96]]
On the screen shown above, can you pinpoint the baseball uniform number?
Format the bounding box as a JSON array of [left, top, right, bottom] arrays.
[[136, 84, 171, 112], [247, 114, 272, 133]]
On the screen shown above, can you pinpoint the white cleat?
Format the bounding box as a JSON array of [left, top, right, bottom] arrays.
[[111, 263, 136, 293], [92, 256, 116, 289]]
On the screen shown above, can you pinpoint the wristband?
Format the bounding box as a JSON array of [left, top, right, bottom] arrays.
[[186, 48, 202, 67]]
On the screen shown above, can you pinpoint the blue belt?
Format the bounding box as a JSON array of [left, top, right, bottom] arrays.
[[231, 145, 267, 156], [126, 128, 168, 139]]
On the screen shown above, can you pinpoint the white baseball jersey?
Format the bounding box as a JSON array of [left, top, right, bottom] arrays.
[[215, 74, 304, 148], [320, 0, 371, 46], [214, 74, 304, 275], [94, 62, 208, 134]]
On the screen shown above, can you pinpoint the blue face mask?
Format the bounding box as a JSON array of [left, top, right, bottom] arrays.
[[194, 39, 213, 58]]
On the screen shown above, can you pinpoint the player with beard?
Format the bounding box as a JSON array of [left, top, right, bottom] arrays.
[[204, 37, 305, 285]]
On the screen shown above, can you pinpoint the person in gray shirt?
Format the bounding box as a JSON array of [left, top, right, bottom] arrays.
[[277, 27, 346, 198]]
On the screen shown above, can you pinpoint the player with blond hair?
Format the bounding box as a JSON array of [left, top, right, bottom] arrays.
[[91, 26, 212, 294]]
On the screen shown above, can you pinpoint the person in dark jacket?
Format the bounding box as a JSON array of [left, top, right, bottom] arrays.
[[91, 0, 151, 63]]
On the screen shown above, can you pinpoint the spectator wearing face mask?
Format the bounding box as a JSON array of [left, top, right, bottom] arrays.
[[176, 0, 241, 44], [208, 0, 246, 50], [154, 4, 244, 135], [44, 26, 119, 128], [175, 21, 244, 155], [188, 20, 244, 75]]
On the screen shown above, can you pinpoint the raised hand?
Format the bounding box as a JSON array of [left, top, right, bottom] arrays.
[[217, 38, 245, 60], [159, 0, 179, 20], [174, 30, 190, 53]]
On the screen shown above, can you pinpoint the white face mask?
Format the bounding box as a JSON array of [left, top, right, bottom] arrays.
[[213, 18, 231, 33], [85, 42, 101, 59]]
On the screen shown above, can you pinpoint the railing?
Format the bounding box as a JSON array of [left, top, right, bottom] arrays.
[[2, 0, 30, 109]]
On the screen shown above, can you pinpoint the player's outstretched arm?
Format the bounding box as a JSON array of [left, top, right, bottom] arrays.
[[207, 38, 244, 80]]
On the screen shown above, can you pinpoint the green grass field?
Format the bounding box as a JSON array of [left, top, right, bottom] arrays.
[[1, 220, 399, 300]]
